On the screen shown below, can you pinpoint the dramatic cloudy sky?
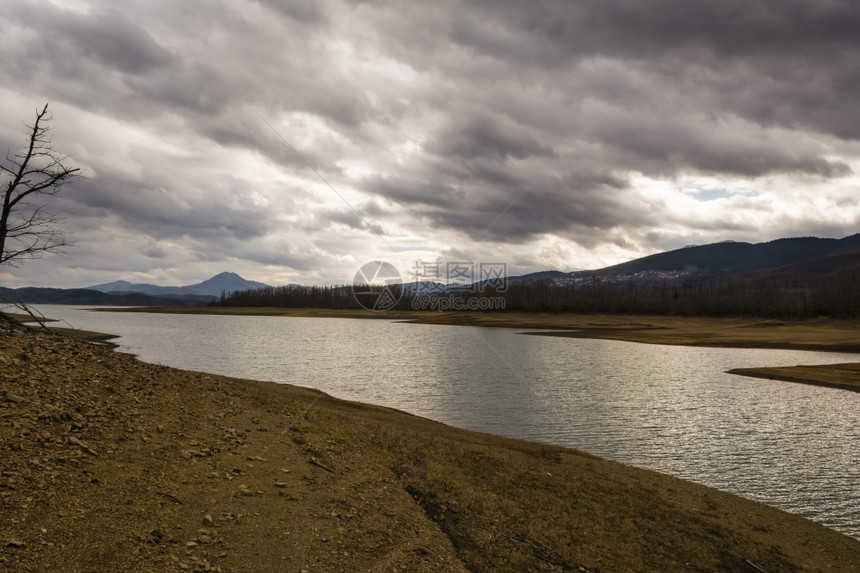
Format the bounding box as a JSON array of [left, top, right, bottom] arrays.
[[2, 0, 859, 288]]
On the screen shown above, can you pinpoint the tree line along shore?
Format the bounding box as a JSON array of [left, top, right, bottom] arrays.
[[214, 270, 860, 319]]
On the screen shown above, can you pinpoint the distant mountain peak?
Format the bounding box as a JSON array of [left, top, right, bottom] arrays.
[[87, 272, 270, 298], [192, 272, 269, 296], [86, 279, 136, 291]]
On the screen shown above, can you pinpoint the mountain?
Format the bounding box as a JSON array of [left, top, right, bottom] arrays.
[[505, 270, 567, 285], [87, 280, 136, 292], [191, 272, 270, 297], [87, 272, 269, 298], [748, 245, 860, 284], [0, 287, 215, 307], [86, 280, 189, 296], [359, 236, 860, 293], [593, 235, 860, 276], [546, 234, 860, 287], [0, 272, 270, 307]]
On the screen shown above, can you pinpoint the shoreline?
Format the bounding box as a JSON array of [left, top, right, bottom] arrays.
[[103, 306, 860, 352], [727, 363, 860, 392], [105, 307, 860, 392], [1, 329, 858, 571]]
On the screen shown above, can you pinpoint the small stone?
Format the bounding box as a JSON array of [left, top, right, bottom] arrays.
[[68, 436, 98, 456], [6, 539, 25, 548], [186, 541, 198, 548], [202, 514, 214, 527], [273, 482, 287, 488], [180, 450, 193, 460]]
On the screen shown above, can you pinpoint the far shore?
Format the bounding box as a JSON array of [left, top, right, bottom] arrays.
[[102, 306, 860, 351], [102, 306, 860, 393], [727, 363, 860, 392]]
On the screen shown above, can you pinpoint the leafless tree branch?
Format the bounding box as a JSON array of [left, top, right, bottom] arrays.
[[1, 103, 80, 267]]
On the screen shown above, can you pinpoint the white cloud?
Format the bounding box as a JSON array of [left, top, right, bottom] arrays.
[[1, 0, 859, 288]]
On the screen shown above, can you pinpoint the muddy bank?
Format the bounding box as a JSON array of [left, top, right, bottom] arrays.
[[728, 363, 860, 393]]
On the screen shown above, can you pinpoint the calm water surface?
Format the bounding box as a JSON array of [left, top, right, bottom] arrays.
[[34, 306, 860, 539]]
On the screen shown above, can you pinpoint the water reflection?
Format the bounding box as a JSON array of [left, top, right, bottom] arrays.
[[31, 306, 860, 539]]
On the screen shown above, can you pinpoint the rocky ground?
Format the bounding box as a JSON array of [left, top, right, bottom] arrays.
[[1, 328, 859, 572]]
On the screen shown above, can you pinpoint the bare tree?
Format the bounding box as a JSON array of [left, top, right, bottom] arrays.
[[0, 103, 80, 267]]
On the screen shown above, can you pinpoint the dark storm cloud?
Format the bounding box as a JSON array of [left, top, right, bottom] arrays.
[[365, 176, 464, 209], [378, 163, 639, 243], [584, 111, 852, 178], [3, 0, 374, 129], [254, 0, 332, 25], [466, 0, 860, 58], [319, 208, 387, 238], [440, 182, 639, 243], [453, 0, 860, 137], [347, 0, 859, 243], [2, 0, 859, 287], [8, 1, 173, 75], [140, 244, 167, 259], [0, 0, 352, 253], [63, 173, 276, 242], [428, 112, 555, 161]]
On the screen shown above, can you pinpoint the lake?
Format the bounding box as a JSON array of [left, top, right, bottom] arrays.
[[31, 305, 860, 539]]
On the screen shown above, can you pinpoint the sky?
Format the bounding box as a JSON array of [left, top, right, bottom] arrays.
[[1, 0, 859, 289]]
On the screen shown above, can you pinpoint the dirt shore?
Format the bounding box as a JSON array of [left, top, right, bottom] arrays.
[[2, 328, 859, 572], [727, 363, 860, 392], [110, 307, 860, 353]]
